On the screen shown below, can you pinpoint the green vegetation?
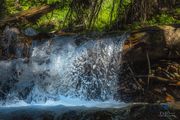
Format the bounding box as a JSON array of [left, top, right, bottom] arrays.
[[130, 14, 180, 29], [1, 0, 179, 32]]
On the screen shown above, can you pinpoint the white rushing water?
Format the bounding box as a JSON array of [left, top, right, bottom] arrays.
[[0, 34, 128, 107]]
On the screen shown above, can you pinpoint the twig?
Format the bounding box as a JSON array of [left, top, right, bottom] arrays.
[[146, 50, 151, 89], [135, 75, 177, 83], [127, 64, 142, 89]]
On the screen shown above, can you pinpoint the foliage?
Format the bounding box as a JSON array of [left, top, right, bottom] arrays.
[[35, 9, 68, 32], [129, 13, 180, 29], [151, 14, 178, 24], [175, 8, 180, 14], [1, 0, 179, 32]]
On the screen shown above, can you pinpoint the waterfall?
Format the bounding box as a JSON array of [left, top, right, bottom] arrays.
[[0, 33, 128, 106]]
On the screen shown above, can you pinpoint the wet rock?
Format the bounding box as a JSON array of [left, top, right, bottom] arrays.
[[24, 27, 38, 37], [74, 35, 91, 46], [0, 26, 20, 58]]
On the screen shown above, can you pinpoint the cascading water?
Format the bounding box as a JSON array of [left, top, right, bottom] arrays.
[[0, 33, 128, 106]]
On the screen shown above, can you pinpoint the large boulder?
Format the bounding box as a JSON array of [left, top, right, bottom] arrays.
[[122, 25, 180, 63]]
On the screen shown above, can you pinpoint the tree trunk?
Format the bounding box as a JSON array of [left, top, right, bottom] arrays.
[[0, 0, 7, 19], [0, 2, 60, 27]]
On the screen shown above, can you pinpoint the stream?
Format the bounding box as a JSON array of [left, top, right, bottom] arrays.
[[0, 33, 131, 119]]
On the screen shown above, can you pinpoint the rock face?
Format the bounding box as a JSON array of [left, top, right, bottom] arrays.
[[163, 25, 180, 47]]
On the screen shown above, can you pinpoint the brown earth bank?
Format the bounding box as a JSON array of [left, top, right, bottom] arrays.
[[119, 24, 180, 103]]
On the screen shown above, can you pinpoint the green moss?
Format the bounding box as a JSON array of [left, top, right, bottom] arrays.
[[154, 14, 177, 24], [174, 8, 180, 14], [129, 13, 180, 30], [36, 9, 68, 32]]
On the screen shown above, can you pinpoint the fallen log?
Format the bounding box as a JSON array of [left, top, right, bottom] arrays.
[[0, 2, 61, 27]]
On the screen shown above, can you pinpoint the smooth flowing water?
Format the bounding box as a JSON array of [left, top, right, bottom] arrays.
[[0, 34, 128, 107]]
